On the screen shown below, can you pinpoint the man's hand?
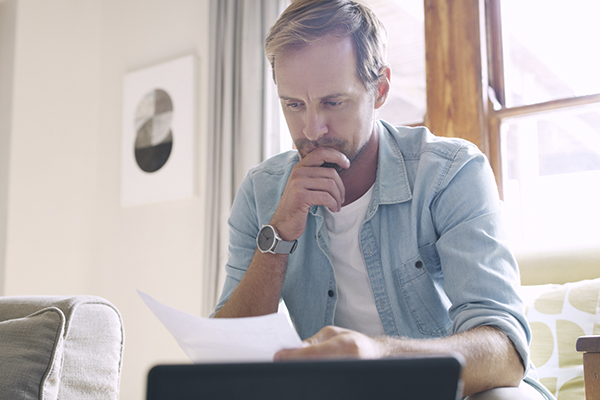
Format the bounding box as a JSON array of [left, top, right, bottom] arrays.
[[273, 325, 524, 397], [274, 326, 384, 361], [270, 147, 350, 241], [214, 147, 350, 319]]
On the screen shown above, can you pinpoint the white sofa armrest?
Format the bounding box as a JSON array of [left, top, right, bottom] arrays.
[[0, 295, 124, 400]]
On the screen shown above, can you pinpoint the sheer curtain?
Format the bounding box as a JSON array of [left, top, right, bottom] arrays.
[[203, 0, 283, 316]]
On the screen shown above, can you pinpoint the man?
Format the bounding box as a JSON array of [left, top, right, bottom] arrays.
[[213, 1, 552, 399]]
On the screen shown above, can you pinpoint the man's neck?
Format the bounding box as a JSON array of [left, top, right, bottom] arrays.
[[339, 127, 379, 207]]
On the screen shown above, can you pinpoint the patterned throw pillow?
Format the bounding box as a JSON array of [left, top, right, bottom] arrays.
[[520, 278, 600, 400]]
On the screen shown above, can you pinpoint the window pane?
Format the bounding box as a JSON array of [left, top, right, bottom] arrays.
[[367, 0, 426, 125], [501, 104, 600, 254], [501, 0, 600, 107]]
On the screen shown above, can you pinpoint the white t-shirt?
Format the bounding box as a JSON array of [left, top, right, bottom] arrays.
[[323, 184, 385, 337]]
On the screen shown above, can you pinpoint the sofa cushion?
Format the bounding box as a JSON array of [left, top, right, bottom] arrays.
[[0, 307, 65, 400], [520, 278, 600, 399], [0, 295, 124, 400]]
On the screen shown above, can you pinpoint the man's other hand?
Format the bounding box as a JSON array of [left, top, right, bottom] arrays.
[[273, 326, 383, 361]]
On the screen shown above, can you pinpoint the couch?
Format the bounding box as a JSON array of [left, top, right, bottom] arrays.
[[0, 295, 124, 400], [0, 278, 596, 400], [519, 251, 600, 400]]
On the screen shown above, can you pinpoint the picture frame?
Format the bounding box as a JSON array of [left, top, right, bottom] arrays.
[[121, 55, 196, 207]]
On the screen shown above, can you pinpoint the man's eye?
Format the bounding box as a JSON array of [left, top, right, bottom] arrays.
[[326, 101, 341, 107], [287, 102, 302, 108]]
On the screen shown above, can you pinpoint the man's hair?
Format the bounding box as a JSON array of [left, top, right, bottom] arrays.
[[264, 0, 388, 92]]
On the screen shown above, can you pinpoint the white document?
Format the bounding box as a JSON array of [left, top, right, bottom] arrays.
[[138, 290, 303, 363]]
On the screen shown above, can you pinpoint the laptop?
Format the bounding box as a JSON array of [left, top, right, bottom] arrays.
[[146, 355, 464, 400]]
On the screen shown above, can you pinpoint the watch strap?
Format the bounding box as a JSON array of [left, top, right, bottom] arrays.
[[272, 237, 298, 254]]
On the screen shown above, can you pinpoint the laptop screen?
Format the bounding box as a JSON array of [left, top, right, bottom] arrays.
[[146, 355, 463, 400]]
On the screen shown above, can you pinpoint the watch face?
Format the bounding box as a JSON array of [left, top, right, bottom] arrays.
[[258, 226, 275, 252]]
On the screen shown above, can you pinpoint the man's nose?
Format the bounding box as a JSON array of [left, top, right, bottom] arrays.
[[303, 107, 327, 141]]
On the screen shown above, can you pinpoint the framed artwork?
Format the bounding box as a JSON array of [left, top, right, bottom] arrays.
[[121, 55, 196, 207]]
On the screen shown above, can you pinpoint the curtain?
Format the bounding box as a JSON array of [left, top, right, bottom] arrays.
[[202, 0, 282, 316], [0, 0, 17, 295]]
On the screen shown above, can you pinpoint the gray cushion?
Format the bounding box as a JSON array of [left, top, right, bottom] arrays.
[[0, 296, 124, 400], [0, 307, 65, 400]]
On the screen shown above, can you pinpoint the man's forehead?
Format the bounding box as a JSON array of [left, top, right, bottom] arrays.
[[276, 71, 358, 100], [274, 35, 362, 99], [275, 34, 355, 62]]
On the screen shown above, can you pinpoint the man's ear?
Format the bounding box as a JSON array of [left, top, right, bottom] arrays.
[[374, 66, 391, 109]]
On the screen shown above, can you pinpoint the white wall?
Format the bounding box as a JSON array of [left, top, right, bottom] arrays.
[[95, 2, 210, 398], [2, 1, 211, 399], [6, 0, 102, 294]]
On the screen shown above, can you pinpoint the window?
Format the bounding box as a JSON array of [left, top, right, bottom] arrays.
[[367, 0, 426, 126], [488, 0, 600, 254], [501, 105, 600, 253], [501, 0, 600, 107]]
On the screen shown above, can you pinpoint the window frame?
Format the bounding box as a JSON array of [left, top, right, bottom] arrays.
[[422, 0, 600, 198]]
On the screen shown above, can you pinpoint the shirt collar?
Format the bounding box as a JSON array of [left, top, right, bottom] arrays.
[[374, 120, 413, 205]]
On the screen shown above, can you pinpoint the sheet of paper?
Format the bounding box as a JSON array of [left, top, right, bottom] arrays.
[[138, 290, 303, 363]]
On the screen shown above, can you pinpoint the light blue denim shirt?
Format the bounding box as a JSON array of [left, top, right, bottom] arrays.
[[215, 121, 536, 382]]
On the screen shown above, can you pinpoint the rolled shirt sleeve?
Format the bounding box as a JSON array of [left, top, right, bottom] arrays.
[[429, 144, 531, 373]]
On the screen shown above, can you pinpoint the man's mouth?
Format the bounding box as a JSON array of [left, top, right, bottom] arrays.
[[295, 138, 353, 173], [296, 138, 347, 158]]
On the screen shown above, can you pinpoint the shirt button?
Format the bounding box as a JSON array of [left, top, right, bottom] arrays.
[[328, 290, 335, 297], [415, 261, 423, 269]]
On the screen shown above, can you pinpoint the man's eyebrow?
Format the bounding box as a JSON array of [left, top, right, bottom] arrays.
[[278, 95, 299, 101], [322, 93, 347, 100], [278, 93, 348, 101]]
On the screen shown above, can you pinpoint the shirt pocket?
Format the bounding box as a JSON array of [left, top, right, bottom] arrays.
[[394, 245, 452, 337]]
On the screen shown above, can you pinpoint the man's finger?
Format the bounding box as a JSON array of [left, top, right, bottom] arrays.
[[299, 146, 350, 170]]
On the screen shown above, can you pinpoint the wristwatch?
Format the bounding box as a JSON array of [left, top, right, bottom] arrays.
[[256, 225, 298, 254]]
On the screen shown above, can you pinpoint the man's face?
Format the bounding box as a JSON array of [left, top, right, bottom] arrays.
[[274, 35, 385, 164]]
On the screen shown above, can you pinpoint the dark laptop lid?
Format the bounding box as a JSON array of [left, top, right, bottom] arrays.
[[146, 355, 463, 400]]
